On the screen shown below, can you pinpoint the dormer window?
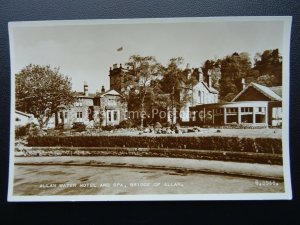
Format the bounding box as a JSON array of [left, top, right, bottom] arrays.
[[75, 98, 83, 106]]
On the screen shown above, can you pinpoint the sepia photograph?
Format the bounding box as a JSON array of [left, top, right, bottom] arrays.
[[8, 17, 292, 201]]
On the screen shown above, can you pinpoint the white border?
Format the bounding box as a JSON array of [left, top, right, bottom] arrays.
[[8, 16, 292, 202]]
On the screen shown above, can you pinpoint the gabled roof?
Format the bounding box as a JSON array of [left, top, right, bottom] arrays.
[[74, 89, 123, 99], [180, 80, 219, 94], [232, 82, 282, 102], [100, 89, 121, 96], [15, 110, 32, 118], [95, 89, 124, 98], [269, 86, 282, 97], [201, 81, 219, 94], [74, 92, 95, 98]]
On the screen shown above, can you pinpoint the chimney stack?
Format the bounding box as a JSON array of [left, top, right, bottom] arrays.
[[84, 82, 88, 96], [186, 64, 191, 79], [241, 78, 246, 89], [101, 85, 105, 93], [207, 70, 212, 88], [199, 68, 204, 82]]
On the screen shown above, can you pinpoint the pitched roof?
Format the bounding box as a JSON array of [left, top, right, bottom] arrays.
[[269, 86, 282, 97], [232, 82, 282, 102], [74, 92, 95, 98], [102, 89, 121, 96], [201, 81, 219, 94], [15, 110, 32, 118], [180, 80, 219, 94], [74, 89, 123, 99]]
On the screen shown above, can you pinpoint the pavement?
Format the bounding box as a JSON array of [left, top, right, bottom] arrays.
[[14, 156, 284, 180]]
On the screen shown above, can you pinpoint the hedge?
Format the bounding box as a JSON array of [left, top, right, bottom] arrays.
[[15, 147, 283, 165], [27, 136, 282, 154]]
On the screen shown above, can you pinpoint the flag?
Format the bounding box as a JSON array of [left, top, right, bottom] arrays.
[[117, 46, 123, 51]]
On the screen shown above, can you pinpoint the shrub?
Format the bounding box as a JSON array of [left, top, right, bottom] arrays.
[[15, 124, 30, 138], [117, 120, 134, 129], [72, 122, 86, 132], [102, 125, 117, 131], [55, 123, 64, 130], [154, 122, 162, 129], [15, 123, 41, 138], [162, 122, 172, 128], [28, 124, 41, 136]]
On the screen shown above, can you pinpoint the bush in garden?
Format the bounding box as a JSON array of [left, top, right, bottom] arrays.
[[102, 125, 117, 131], [15, 123, 42, 138], [28, 123, 41, 136], [55, 123, 64, 130], [15, 124, 30, 138], [72, 122, 86, 132], [116, 119, 136, 129]]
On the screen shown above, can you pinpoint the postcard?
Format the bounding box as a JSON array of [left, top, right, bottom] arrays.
[[8, 16, 292, 201]]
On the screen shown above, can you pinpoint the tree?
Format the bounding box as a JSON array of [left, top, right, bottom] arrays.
[[124, 55, 161, 128], [253, 49, 282, 85], [201, 59, 222, 91], [15, 64, 75, 128], [160, 57, 184, 94], [219, 52, 252, 101], [160, 58, 199, 120]]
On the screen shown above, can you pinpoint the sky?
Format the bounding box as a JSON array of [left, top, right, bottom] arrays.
[[10, 18, 285, 93]]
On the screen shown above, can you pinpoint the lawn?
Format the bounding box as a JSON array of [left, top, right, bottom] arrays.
[[97, 128, 282, 139]]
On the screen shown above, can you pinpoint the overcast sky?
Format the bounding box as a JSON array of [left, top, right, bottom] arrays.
[[10, 18, 285, 93]]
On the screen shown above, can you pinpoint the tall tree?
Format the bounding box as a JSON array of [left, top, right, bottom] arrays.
[[124, 55, 161, 128], [253, 49, 282, 86], [219, 52, 252, 101], [201, 59, 222, 91], [160, 57, 198, 122], [15, 64, 75, 128]]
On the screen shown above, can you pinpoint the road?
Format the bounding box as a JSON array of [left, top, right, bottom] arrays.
[[13, 164, 284, 196]]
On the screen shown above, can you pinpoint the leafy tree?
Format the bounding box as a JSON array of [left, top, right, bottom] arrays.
[[160, 57, 184, 95], [201, 59, 222, 91], [160, 58, 198, 122], [123, 55, 161, 128], [253, 49, 282, 86], [219, 52, 252, 101], [15, 64, 75, 128]]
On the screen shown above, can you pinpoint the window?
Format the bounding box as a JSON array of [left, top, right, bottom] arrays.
[[241, 107, 253, 113], [254, 107, 266, 113], [272, 107, 282, 119], [108, 111, 112, 121], [77, 112, 82, 118], [75, 98, 83, 106], [272, 107, 282, 126], [64, 112, 68, 122], [76, 112, 83, 122], [114, 111, 118, 121], [60, 112, 63, 119], [226, 108, 237, 113]]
